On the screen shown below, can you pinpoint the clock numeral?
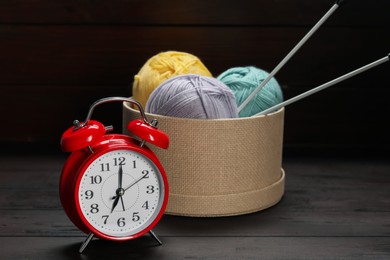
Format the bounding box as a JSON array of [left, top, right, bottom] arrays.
[[90, 175, 102, 184], [102, 215, 109, 224], [142, 201, 149, 210], [132, 212, 140, 222], [117, 217, 126, 227], [85, 190, 93, 199], [100, 163, 110, 172], [114, 157, 126, 166], [132, 160, 136, 168], [146, 185, 155, 194], [90, 203, 99, 214], [142, 170, 149, 178]]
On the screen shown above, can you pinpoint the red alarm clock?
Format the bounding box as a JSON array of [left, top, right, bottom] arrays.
[[59, 97, 169, 253]]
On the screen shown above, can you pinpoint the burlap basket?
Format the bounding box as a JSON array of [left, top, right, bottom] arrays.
[[123, 101, 285, 217]]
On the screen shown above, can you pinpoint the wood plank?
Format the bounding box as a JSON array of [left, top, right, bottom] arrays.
[[2, 208, 390, 238], [0, 0, 389, 26], [0, 154, 389, 258], [282, 87, 390, 148], [1, 85, 127, 142], [0, 237, 389, 260], [0, 26, 388, 86], [1, 156, 390, 211], [1, 156, 389, 237], [2, 85, 390, 146]]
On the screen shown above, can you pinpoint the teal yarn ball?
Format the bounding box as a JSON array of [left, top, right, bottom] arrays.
[[217, 66, 284, 117], [146, 74, 238, 119]]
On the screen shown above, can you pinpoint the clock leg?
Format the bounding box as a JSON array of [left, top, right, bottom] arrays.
[[79, 232, 94, 254], [149, 230, 162, 246]]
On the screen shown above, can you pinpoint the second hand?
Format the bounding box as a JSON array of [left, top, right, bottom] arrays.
[[111, 172, 149, 200]]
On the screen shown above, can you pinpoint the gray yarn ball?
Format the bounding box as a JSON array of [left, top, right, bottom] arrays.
[[146, 74, 239, 119]]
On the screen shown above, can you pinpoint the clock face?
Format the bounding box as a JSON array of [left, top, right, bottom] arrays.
[[77, 149, 165, 238]]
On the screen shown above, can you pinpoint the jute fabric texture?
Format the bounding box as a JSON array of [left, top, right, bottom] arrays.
[[123, 101, 285, 217]]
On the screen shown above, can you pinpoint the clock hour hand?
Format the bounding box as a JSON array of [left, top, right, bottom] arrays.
[[110, 195, 120, 213], [111, 188, 126, 213]]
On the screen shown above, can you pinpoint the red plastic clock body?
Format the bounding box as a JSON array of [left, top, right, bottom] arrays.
[[60, 133, 169, 241]]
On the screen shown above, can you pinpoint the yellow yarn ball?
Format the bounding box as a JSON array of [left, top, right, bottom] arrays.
[[132, 51, 212, 107]]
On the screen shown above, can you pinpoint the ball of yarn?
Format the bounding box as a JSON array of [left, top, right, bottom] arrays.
[[217, 66, 283, 117], [133, 51, 212, 107], [146, 74, 238, 119]]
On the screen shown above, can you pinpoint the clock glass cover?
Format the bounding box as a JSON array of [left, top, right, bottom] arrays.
[[77, 149, 165, 238]]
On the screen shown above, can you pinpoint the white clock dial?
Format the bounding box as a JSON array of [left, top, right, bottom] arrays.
[[77, 149, 165, 237]]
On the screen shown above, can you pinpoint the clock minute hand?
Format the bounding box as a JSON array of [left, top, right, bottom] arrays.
[[118, 165, 123, 189]]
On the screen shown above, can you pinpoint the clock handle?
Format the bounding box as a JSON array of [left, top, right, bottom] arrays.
[[61, 97, 169, 152], [78, 97, 153, 129]]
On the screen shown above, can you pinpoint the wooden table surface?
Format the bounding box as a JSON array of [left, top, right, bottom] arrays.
[[1, 149, 389, 259]]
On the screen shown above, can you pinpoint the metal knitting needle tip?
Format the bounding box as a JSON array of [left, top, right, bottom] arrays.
[[254, 54, 390, 117], [238, 1, 342, 113]]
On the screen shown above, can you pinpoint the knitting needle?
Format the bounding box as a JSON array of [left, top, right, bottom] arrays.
[[254, 53, 390, 116], [238, 0, 345, 113]]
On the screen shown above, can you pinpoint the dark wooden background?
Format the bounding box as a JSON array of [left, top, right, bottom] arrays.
[[1, 1, 390, 258], [1, 0, 389, 154]]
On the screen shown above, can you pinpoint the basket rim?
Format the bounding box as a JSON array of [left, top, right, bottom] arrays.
[[123, 98, 284, 123]]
